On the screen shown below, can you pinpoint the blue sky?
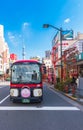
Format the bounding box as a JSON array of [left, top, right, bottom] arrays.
[[0, 0, 83, 60]]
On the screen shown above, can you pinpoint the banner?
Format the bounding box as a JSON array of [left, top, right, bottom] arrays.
[[62, 30, 73, 40]]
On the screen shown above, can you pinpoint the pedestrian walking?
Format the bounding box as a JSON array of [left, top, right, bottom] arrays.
[[76, 76, 79, 88], [71, 76, 76, 86], [71, 76, 77, 95], [51, 75, 54, 84]]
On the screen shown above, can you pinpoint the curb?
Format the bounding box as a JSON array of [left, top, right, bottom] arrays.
[[55, 88, 83, 105], [44, 82, 83, 105]]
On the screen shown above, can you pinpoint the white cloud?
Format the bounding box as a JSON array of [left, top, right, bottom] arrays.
[[64, 18, 70, 23], [22, 22, 30, 30], [8, 32, 15, 40], [23, 22, 29, 27], [7, 22, 31, 48], [8, 32, 21, 47], [22, 22, 31, 40]]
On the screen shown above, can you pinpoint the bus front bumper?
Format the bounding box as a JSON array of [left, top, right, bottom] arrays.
[[10, 87, 43, 103]]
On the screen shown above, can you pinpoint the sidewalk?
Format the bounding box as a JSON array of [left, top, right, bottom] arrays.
[[0, 81, 10, 86], [44, 82, 83, 105]]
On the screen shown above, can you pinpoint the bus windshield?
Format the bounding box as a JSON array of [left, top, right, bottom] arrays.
[[11, 62, 41, 84]]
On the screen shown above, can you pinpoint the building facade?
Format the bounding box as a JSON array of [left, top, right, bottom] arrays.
[[51, 30, 83, 82], [0, 25, 10, 79]]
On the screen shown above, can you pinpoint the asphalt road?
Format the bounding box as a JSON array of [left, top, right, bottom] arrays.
[[0, 82, 83, 130]]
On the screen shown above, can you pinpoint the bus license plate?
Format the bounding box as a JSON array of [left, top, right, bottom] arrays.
[[22, 99, 30, 103]]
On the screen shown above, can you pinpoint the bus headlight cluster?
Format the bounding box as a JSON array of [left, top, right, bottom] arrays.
[[10, 89, 19, 97], [33, 89, 42, 97]]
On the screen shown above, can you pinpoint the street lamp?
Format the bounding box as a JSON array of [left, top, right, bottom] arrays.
[[43, 24, 63, 81]]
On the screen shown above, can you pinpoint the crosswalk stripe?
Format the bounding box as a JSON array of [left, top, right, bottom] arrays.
[[0, 106, 80, 111]]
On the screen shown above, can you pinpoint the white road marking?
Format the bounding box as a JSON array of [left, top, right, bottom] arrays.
[[0, 106, 80, 111], [0, 95, 10, 104], [0, 82, 10, 86], [0, 86, 8, 88]]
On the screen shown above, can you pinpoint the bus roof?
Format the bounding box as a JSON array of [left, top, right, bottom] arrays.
[[13, 60, 41, 64]]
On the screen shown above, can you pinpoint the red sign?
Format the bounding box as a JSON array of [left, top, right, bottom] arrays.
[[10, 54, 17, 60]]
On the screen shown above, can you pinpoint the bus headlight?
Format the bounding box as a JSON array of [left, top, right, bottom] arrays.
[[33, 89, 42, 97], [10, 89, 19, 97]]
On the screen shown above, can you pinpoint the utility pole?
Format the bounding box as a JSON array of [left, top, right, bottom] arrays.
[[43, 24, 63, 81], [60, 27, 63, 80]]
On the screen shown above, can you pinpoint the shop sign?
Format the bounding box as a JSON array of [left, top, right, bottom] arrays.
[[62, 30, 73, 40], [76, 52, 83, 61]]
